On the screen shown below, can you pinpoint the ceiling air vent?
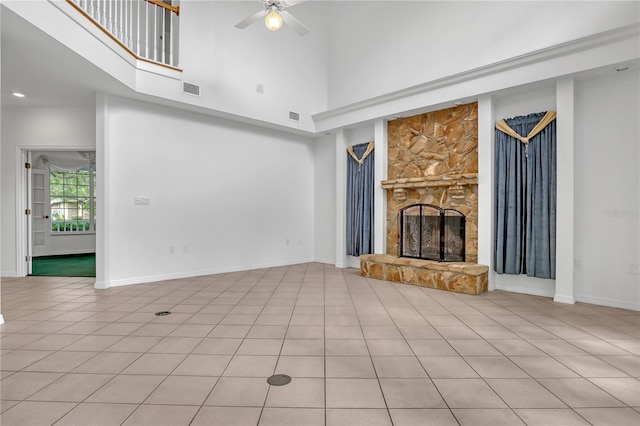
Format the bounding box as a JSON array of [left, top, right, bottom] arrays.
[[289, 111, 300, 122], [182, 82, 200, 96]]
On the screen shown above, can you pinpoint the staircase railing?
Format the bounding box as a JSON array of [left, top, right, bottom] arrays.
[[66, 0, 180, 69]]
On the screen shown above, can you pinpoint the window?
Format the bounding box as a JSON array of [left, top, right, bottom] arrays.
[[50, 166, 96, 233]]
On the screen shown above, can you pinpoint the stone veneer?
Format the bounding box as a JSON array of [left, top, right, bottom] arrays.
[[385, 103, 479, 262], [360, 102, 489, 295], [361, 254, 489, 295]]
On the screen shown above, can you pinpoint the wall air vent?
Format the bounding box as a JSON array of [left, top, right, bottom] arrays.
[[289, 111, 300, 122], [182, 82, 200, 96]]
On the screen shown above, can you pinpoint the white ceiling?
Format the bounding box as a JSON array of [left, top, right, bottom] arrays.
[[1, 5, 127, 108], [2, 3, 637, 124]]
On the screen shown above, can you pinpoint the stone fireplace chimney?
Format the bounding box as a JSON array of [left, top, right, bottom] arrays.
[[383, 103, 479, 263]]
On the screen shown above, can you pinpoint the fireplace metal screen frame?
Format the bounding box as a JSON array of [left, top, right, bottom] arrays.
[[398, 203, 466, 262]]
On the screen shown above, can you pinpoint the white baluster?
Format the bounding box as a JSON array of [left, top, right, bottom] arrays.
[[153, 5, 158, 61], [95, 0, 101, 25], [104, 0, 110, 31], [120, 0, 125, 42], [161, 7, 166, 64], [111, 0, 116, 38], [136, 0, 141, 56], [144, 2, 150, 58], [125, 0, 130, 49], [118, 0, 123, 41], [169, 11, 175, 66], [109, 0, 114, 35]]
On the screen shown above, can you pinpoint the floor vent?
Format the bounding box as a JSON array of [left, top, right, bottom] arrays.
[[182, 82, 200, 96], [289, 111, 300, 122]]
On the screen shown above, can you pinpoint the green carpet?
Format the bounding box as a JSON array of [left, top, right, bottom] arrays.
[[31, 254, 96, 277]]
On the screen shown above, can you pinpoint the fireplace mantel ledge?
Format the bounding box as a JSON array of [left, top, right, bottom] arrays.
[[381, 173, 478, 190]]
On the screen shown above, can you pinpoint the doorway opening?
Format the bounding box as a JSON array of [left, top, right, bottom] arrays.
[[26, 150, 97, 277]]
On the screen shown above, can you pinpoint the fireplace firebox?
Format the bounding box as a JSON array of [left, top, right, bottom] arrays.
[[398, 204, 465, 262]]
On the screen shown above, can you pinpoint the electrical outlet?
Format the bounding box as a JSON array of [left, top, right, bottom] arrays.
[[183, 245, 189, 253], [574, 258, 582, 269], [169, 246, 175, 254], [286, 239, 290, 245]]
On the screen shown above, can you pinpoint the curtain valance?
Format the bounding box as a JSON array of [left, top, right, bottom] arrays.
[[347, 141, 375, 165], [37, 151, 95, 171], [495, 111, 556, 144]]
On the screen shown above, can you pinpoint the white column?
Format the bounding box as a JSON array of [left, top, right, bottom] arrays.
[[335, 129, 348, 268], [374, 118, 388, 254], [554, 78, 576, 304], [477, 94, 496, 289], [95, 93, 110, 289], [0, 7, 3, 323]]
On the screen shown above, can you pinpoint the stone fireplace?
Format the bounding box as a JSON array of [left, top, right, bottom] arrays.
[[360, 103, 489, 295]]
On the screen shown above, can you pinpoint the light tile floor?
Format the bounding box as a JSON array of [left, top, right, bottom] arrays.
[[1, 263, 639, 425]]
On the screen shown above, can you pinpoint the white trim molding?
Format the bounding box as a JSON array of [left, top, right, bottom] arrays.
[[313, 24, 640, 132]]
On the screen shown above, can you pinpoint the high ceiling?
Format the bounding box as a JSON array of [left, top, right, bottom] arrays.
[[1, 6, 127, 108]]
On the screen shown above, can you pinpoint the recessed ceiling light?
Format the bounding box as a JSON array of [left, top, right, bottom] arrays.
[[453, 101, 464, 106], [12, 92, 26, 98]]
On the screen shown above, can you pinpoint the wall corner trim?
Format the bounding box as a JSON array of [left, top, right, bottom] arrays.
[[553, 294, 576, 305]]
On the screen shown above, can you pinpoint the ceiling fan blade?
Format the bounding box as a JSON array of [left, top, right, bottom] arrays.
[[281, 0, 306, 7], [235, 9, 268, 29], [280, 10, 309, 36]]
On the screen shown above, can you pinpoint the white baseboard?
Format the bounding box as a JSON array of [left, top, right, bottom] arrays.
[[0, 314, 4, 325], [495, 283, 555, 299], [313, 257, 336, 265], [94, 281, 110, 290], [1, 271, 19, 278], [553, 294, 576, 305], [575, 294, 640, 312], [104, 258, 315, 288]]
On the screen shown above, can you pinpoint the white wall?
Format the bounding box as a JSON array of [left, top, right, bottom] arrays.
[[177, 1, 329, 131], [314, 134, 337, 264], [574, 69, 640, 310], [98, 95, 315, 287], [326, 1, 640, 109], [1, 107, 96, 276]]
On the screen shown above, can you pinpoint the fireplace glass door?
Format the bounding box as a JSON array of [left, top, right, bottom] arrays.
[[399, 204, 465, 262]]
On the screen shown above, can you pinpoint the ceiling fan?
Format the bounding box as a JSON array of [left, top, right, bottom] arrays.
[[235, 0, 309, 36]]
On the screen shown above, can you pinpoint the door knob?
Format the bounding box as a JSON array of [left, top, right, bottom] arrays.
[[43, 215, 49, 219]]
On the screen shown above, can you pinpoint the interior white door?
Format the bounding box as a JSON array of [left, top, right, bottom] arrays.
[[31, 169, 50, 258]]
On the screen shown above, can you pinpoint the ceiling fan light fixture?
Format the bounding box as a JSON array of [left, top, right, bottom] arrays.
[[265, 10, 283, 31]]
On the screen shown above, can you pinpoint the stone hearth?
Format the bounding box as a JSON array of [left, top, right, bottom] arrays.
[[361, 254, 488, 295]]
